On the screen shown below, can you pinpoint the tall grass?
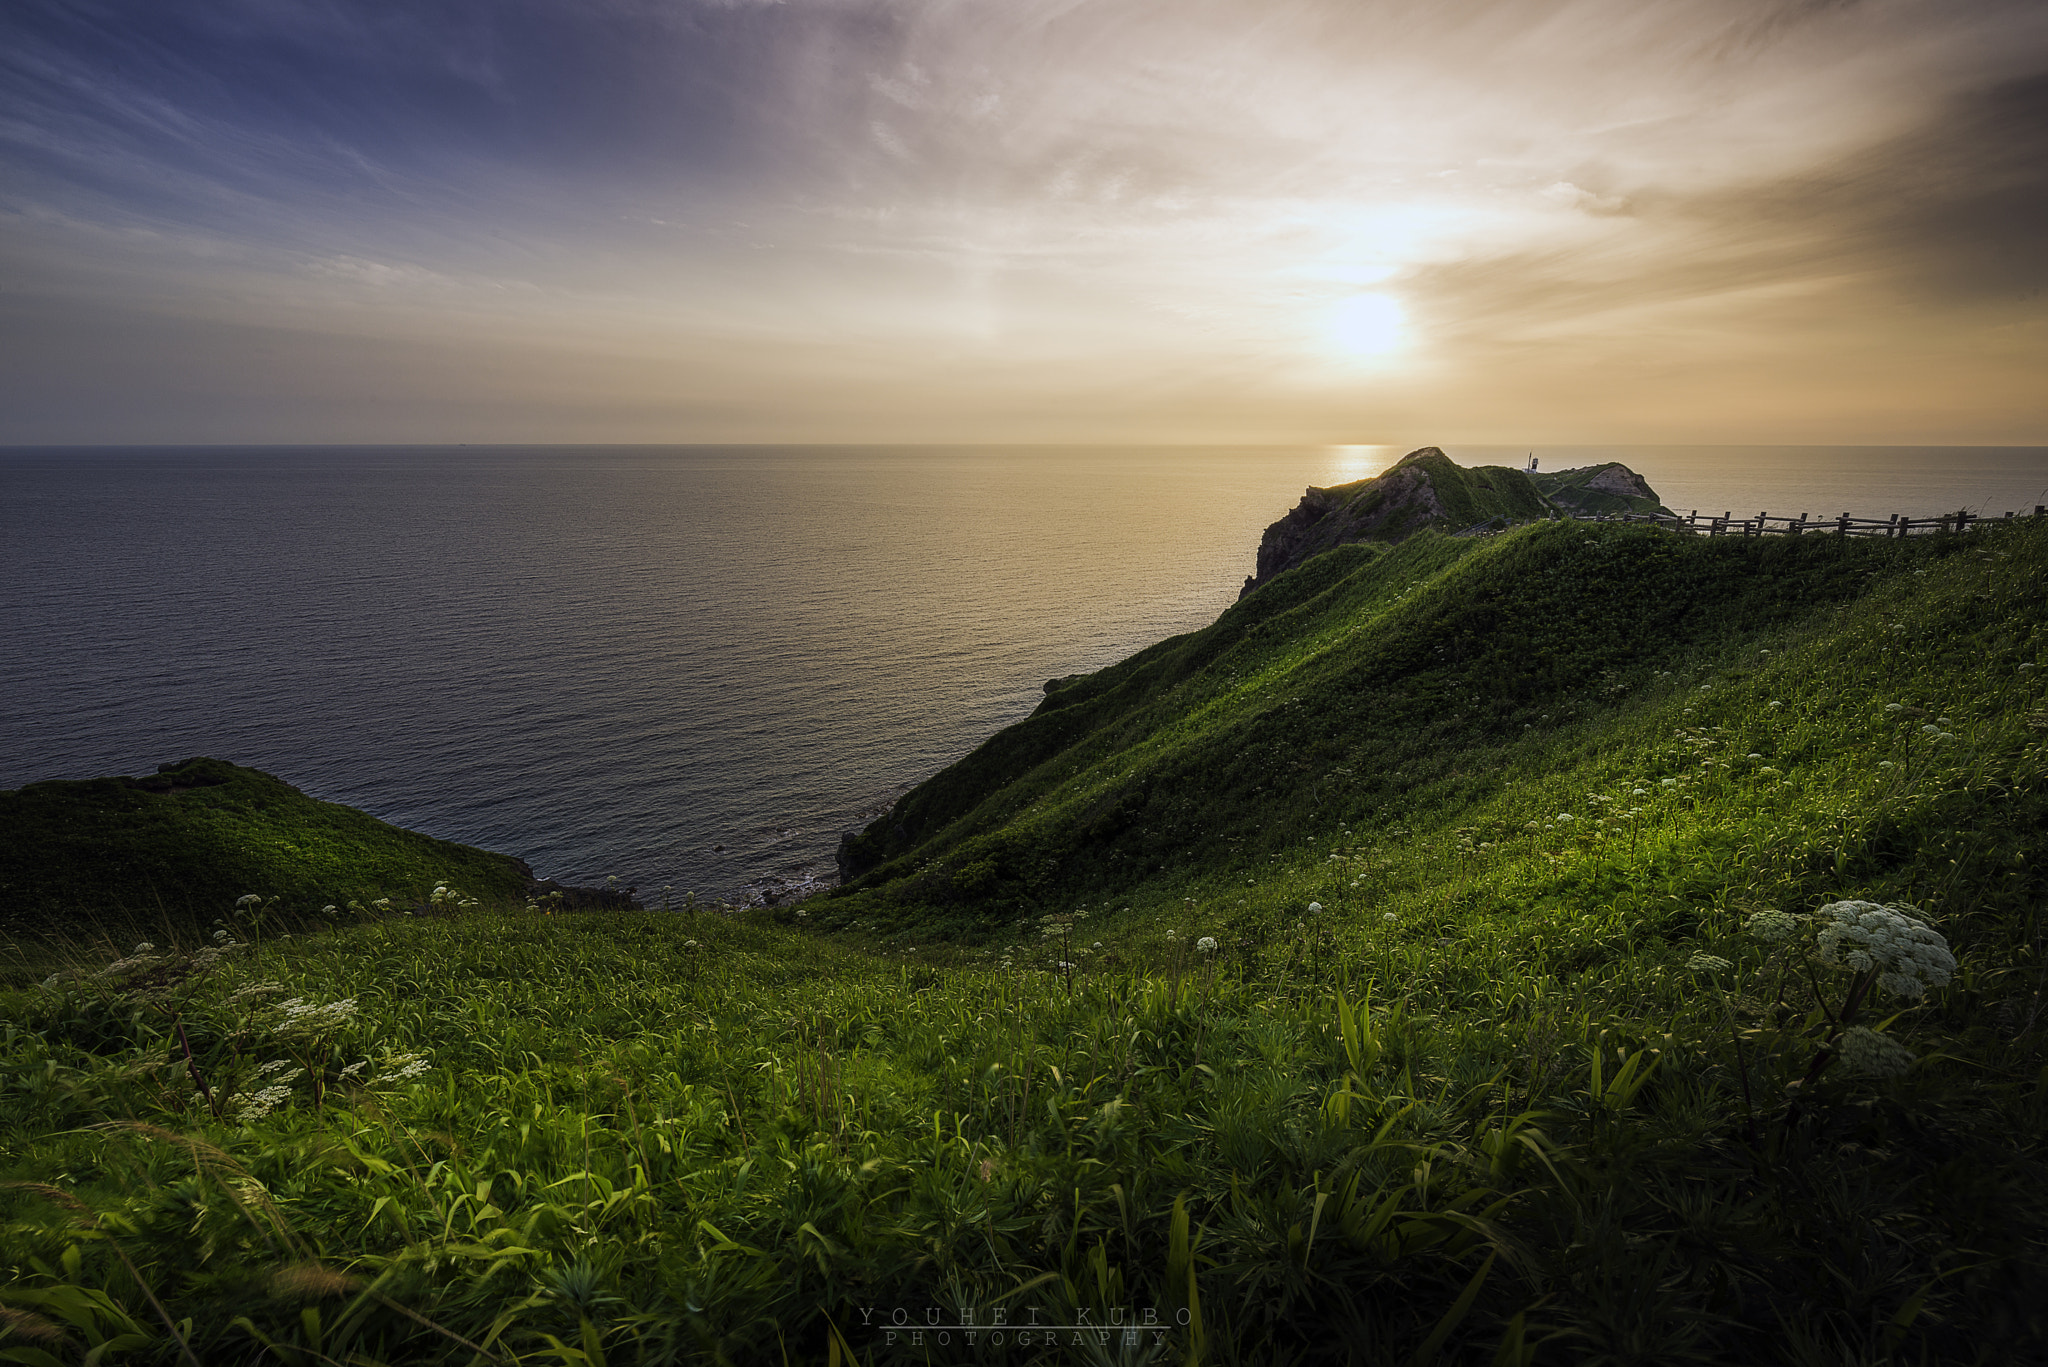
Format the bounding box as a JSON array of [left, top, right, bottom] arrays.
[[4, 520, 2044, 1364]]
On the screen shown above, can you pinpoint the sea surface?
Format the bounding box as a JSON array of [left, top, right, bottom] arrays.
[[5, 444, 2045, 902]]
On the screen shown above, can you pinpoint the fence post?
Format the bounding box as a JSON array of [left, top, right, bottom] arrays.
[[1836, 513, 1849, 536], [1888, 514, 1899, 538]]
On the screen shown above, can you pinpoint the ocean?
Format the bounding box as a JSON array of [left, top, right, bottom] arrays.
[[5, 444, 2045, 902]]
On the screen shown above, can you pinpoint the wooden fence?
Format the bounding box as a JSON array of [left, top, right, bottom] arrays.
[[1561, 505, 2048, 538]]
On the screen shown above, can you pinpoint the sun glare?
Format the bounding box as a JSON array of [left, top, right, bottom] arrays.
[[1329, 293, 1405, 357]]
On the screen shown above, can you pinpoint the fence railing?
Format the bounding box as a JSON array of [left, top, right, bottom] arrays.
[[1560, 505, 2048, 538]]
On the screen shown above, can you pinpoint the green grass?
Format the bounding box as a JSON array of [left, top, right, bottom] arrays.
[[0, 758, 532, 947], [3, 519, 2045, 1364]]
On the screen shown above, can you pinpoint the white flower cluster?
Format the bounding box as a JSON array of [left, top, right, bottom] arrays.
[[1744, 909, 1808, 943], [1834, 1026, 1915, 1078], [237, 1084, 295, 1121], [1814, 901, 1955, 1000], [1686, 953, 1732, 973], [1195, 936, 1219, 954], [271, 996, 361, 1037], [236, 1059, 305, 1120], [377, 1051, 432, 1084], [429, 884, 481, 912]]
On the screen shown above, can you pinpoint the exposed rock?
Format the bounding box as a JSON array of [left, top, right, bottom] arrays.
[[1241, 448, 1547, 597], [1239, 447, 1667, 598], [1530, 462, 1668, 517]]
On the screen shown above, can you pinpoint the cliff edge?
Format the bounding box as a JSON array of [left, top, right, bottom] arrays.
[[1240, 447, 1667, 597]]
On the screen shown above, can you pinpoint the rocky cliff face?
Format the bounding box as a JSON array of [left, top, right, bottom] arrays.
[[1529, 462, 1667, 517], [1239, 447, 1666, 598]]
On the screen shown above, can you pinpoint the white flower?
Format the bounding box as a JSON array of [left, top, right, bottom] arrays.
[[1195, 936, 1218, 954], [1746, 753, 1762, 760], [1686, 953, 1732, 973], [132, 941, 155, 954], [1306, 902, 1323, 913], [1556, 813, 1573, 824], [1813, 901, 1955, 999], [1661, 778, 1677, 787], [1745, 909, 1806, 942], [235, 894, 262, 908], [272, 996, 361, 1037], [1835, 1026, 1915, 1078], [1382, 913, 1397, 924], [237, 1084, 294, 1121]]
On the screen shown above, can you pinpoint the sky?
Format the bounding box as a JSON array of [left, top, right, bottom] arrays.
[[3, 0, 2045, 446]]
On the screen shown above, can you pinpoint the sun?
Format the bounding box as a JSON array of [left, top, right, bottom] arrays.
[[1328, 293, 1405, 357]]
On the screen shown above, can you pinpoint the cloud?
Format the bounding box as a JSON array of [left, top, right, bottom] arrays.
[[2, 0, 2045, 441]]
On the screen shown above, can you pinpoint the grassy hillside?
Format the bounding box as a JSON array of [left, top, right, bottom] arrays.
[[2, 518, 2044, 1364], [0, 757, 531, 942], [833, 517, 2041, 949]]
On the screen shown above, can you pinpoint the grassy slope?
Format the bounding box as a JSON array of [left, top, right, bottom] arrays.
[[0, 757, 530, 942], [3, 520, 2045, 1365], [834, 518, 2038, 949]]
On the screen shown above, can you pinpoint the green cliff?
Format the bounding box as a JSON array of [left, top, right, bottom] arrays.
[[0, 757, 531, 936]]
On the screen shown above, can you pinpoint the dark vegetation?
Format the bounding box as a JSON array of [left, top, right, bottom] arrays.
[[3, 515, 2046, 1364], [0, 757, 531, 940]]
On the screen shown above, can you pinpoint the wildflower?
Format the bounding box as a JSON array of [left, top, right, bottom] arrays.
[[376, 1052, 432, 1084], [132, 941, 155, 954], [340, 1060, 369, 1078], [1745, 909, 1806, 942], [1767, 700, 1783, 709], [1746, 753, 1762, 760], [1686, 953, 1732, 973], [1556, 813, 1573, 824], [1631, 788, 1647, 796], [2022, 663, 2036, 672], [1814, 901, 1954, 999], [236, 894, 262, 908], [1306, 902, 1323, 913], [1878, 760, 1895, 768], [1382, 913, 1397, 924], [1195, 937, 1218, 954], [272, 996, 361, 1037], [1834, 1026, 1915, 1079], [237, 1084, 295, 1122]]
